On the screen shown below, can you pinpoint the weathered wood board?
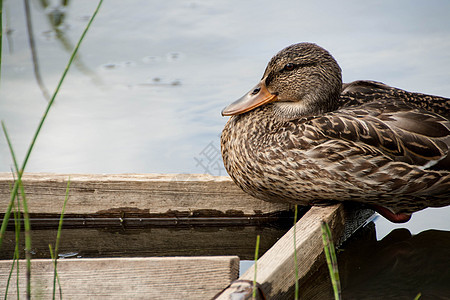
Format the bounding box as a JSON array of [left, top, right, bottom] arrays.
[[0, 173, 291, 224], [0, 226, 289, 260], [216, 204, 374, 299], [1, 173, 374, 299], [0, 256, 239, 299]]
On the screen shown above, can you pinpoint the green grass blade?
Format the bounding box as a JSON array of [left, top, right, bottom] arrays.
[[2, 122, 32, 298], [1, 1, 103, 296], [4, 258, 16, 300], [252, 234, 260, 300], [4, 195, 20, 300], [321, 221, 341, 300], [13, 179, 22, 299], [1, 1, 102, 299], [17, 0, 103, 174], [49, 244, 62, 300], [17, 178, 31, 299], [293, 205, 299, 300], [14, 212, 21, 299], [413, 293, 421, 300], [0, 0, 104, 249], [55, 178, 70, 254], [52, 178, 70, 299], [1, 122, 20, 176], [0, 123, 20, 240]]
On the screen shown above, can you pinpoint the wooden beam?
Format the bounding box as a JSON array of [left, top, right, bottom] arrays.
[[0, 226, 289, 260], [215, 203, 373, 299], [0, 173, 291, 224], [0, 256, 239, 299]]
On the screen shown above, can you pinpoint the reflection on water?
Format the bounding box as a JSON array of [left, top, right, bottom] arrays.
[[340, 226, 450, 299], [291, 223, 450, 299]]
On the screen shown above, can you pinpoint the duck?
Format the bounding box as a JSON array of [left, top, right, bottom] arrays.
[[220, 42, 450, 223]]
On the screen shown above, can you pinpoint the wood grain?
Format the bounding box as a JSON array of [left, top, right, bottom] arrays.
[[0, 173, 291, 222], [0, 226, 289, 260], [0, 256, 239, 299], [216, 204, 373, 299]]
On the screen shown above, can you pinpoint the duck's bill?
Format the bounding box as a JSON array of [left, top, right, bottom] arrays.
[[221, 81, 277, 116]]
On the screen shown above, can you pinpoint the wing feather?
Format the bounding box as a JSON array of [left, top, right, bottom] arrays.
[[309, 99, 450, 170]]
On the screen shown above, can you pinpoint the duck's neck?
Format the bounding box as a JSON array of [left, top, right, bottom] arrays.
[[272, 100, 320, 120], [272, 93, 340, 121]]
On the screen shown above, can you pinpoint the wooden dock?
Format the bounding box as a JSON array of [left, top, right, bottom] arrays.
[[0, 173, 373, 299], [215, 204, 372, 299], [0, 257, 239, 299], [0, 173, 291, 225]]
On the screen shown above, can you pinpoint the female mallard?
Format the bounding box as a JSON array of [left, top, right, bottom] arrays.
[[221, 43, 450, 223]]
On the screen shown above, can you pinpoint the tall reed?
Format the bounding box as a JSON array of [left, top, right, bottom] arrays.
[[4, 189, 21, 298], [293, 205, 299, 300], [0, 0, 104, 248], [2, 122, 32, 297], [51, 178, 71, 299], [252, 234, 260, 300], [321, 221, 341, 300], [1, 0, 103, 298]]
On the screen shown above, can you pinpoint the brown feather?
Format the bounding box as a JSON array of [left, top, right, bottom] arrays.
[[221, 43, 450, 217]]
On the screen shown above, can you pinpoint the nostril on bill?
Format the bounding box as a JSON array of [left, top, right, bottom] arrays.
[[251, 87, 261, 95]]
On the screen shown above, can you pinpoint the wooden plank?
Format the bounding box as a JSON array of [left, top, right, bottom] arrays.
[[0, 256, 239, 299], [0, 226, 289, 260], [0, 173, 291, 221], [216, 203, 373, 299]]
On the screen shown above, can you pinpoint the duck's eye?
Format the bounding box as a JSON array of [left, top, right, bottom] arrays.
[[283, 63, 295, 71]]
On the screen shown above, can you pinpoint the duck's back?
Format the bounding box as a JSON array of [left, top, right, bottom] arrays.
[[333, 80, 450, 171], [339, 80, 450, 118]]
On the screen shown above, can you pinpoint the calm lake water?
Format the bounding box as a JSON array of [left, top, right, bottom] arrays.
[[1, 0, 450, 297]]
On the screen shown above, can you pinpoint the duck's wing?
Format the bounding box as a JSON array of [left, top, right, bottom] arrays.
[[340, 80, 450, 118], [310, 98, 450, 171]]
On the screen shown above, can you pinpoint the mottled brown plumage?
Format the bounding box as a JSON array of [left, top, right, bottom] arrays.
[[221, 43, 450, 222]]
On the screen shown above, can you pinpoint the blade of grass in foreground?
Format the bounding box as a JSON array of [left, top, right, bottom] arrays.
[[4, 195, 21, 299], [12, 172, 23, 297], [1, 2, 102, 298], [5, 258, 16, 300], [293, 205, 299, 300], [51, 178, 71, 300], [2, 122, 32, 298], [0, 0, 104, 249], [321, 221, 341, 300], [4, 166, 21, 298], [48, 245, 62, 300], [252, 234, 260, 300], [9, 171, 22, 297]]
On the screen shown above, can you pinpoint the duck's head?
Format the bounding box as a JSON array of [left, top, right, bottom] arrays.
[[222, 43, 342, 119]]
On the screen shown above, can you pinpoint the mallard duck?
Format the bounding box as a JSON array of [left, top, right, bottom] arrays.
[[221, 43, 450, 223]]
